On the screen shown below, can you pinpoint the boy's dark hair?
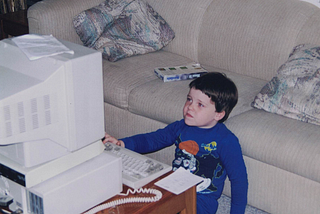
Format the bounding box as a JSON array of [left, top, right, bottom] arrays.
[[189, 72, 238, 123]]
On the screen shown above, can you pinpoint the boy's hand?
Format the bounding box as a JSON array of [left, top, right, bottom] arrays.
[[103, 133, 125, 147]]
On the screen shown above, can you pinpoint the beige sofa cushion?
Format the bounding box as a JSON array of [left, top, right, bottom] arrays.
[[128, 78, 189, 124], [103, 49, 267, 125], [102, 50, 193, 109], [128, 64, 267, 124], [202, 66, 267, 119], [226, 109, 320, 183]]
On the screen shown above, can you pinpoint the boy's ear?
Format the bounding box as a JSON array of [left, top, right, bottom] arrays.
[[215, 111, 225, 121]]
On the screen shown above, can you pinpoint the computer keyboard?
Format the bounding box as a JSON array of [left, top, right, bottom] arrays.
[[104, 142, 172, 189]]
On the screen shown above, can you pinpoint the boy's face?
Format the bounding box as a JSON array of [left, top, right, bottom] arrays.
[[183, 88, 225, 129]]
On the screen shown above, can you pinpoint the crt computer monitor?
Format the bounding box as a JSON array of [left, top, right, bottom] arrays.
[[0, 38, 105, 168]]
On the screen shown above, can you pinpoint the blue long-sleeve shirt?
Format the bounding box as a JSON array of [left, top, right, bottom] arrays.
[[121, 119, 248, 214]]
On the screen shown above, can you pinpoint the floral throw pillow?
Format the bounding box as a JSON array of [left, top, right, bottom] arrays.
[[252, 44, 320, 126], [73, 0, 175, 62], [73, 0, 133, 47]]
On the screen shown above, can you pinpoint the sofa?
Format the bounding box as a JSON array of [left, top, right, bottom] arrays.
[[27, 0, 320, 213]]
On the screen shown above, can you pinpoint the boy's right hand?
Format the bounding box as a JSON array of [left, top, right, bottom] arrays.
[[103, 133, 125, 147]]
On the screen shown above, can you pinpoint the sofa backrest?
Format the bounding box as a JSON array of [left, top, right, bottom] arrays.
[[198, 0, 320, 81], [147, 0, 213, 62], [28, 0, 105, 44], [28, 0, 320, 82], [28, 0, 213, 62]]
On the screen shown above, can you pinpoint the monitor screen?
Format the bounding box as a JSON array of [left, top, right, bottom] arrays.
[[0, 39, 105, 167]]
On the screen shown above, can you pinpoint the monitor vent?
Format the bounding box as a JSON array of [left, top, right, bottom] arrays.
[[4, 105, 10, 120], [18, 102, 26, 133], [19, 118, 26, 133], [44, 95, 50, 110], [44, 95, 52, 125], [32, 114, 39, 129], [45, 111, 51, 125], [31, 98, 37, 113], [1, 94, 53, 139], [31, 98, 39, 129], [5, 121, 12, 137], [18, 102, 24, 117], [3, 106, 12, 137]]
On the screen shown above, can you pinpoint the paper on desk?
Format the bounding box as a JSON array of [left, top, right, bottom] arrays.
[[155, 167, 204, 195], [12, 34, 74, 60]]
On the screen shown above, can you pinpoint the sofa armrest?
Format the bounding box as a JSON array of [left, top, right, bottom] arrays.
[[27, 0, 104, 44]]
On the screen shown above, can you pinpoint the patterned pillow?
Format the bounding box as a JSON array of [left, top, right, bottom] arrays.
[[73, 0, 133, 47], [252, 44, 320, 126], [73, 0, 175, 62]]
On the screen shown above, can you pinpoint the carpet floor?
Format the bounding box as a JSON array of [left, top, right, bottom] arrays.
[[217, 194, 270, 214]]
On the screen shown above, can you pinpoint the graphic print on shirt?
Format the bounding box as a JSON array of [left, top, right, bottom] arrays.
[[172, 135, 225, 194], [202, 141, 217, 152]]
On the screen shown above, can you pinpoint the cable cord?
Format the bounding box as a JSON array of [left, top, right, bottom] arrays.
[[83, 188, 162, 214]]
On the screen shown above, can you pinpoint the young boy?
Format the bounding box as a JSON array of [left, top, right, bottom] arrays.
[[104, 72, 248, 214]]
